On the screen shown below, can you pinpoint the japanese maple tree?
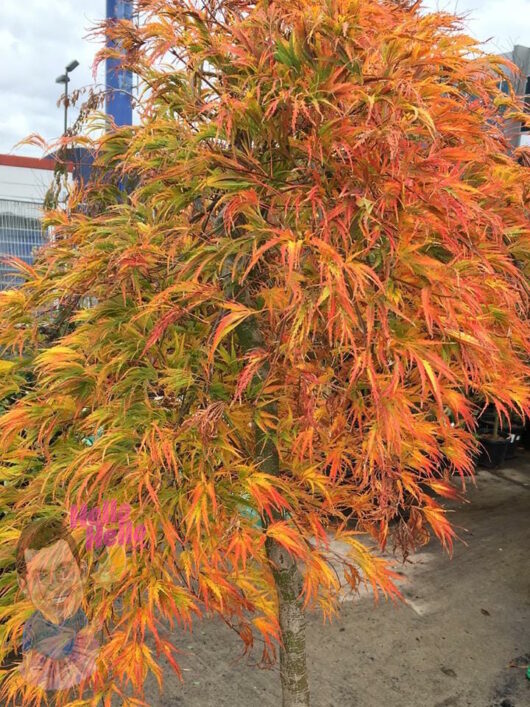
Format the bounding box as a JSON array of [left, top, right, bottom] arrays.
[[1, 1, 529, 705]]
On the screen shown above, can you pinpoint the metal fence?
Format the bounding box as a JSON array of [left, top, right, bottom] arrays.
[[0, 199, 47, 290]]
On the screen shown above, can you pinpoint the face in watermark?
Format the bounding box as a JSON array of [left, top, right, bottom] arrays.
[[16, 518, 99, 692]]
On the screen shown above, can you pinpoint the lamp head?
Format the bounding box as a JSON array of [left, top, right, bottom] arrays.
[[66, 60, 79, 73], [55, 74, 68, 84]]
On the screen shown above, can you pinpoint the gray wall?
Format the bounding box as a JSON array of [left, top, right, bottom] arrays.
[[502, 45, 530, 148]]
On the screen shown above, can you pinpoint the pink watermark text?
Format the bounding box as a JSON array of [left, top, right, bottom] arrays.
[[70, 500, 146, 550]]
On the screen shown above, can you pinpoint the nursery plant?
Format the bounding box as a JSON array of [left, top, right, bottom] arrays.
[[1, 1, 530, 705], [475, 402, 526, 467], [475, 405, 510, 468]]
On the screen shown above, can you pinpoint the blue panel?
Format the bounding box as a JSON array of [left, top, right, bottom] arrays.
[[106, 0, 133, 127], [71, 147, 95, 186]]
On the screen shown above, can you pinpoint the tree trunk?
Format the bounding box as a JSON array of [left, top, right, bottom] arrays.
[[236, 314, 311, 707], [266, 536, 311, 707], [492, 410, 500, 440]]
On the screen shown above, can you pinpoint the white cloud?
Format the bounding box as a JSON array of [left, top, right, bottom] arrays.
[[0, 1, 105, 156], [0, 0, 529, 156], [421, 0, 530, 53]]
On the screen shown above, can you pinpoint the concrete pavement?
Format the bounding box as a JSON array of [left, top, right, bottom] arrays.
[[145, 456, 530, 707]]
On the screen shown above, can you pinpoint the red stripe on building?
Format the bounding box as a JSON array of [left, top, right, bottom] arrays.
[[0, 154, 73, 172]]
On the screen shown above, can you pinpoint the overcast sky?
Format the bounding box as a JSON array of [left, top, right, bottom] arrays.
[[0, 0, 529, 157]]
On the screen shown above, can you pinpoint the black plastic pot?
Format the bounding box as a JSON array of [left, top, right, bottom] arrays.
[[504, 426, 524, 460], [522, 423, 530, 451], [476, 434, 510, 469]]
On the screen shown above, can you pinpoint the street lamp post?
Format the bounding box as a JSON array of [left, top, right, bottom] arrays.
[[55, 60, 80, 135]]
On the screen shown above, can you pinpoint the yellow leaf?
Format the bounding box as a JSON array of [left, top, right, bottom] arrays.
[[0, 360, 16, 375], [208, 306, 255, 363]]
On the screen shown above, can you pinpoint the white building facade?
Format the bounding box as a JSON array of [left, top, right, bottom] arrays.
[[0, 155, 71, 290]]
